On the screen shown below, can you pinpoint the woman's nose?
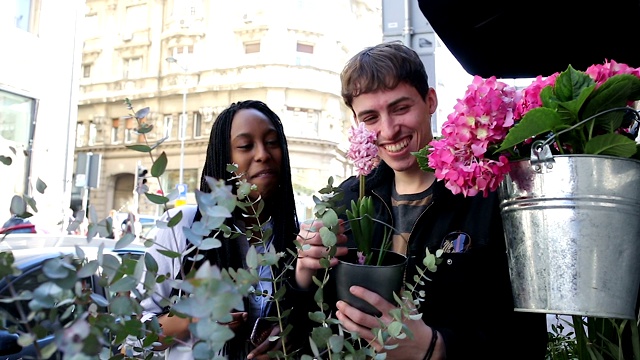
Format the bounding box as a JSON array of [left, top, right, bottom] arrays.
[[254, 143, 271, 162]]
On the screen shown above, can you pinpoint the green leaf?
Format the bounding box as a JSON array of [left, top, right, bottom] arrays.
[[321, 208, 338, 228], [151, 151, 168, 177], [136, 107, 150, 119], [319, 227, 337, 247], [308, 311, 326, 323], [144, 193, 168, 204], [116, 233, 136, 248], [109, 276, 138, 293], [584, 133, 638, 157], [167, 210, 183, 227], [0, 155, 12, 165], [157, 249, 182, 258], [9, 195, 26, 216], [328, 334, 345, 353], [89, 292, 109, 307], [495, 108, 565, 153], [17, 333, 35, 347], [553, 65, 594, 102], [411, 146, 433, 173], [77, 260, 99, 278], [311, 326, 333, 349], [35, 178, 47, 194], [125, 144, 152, 153], [584, 74, 640, 120]]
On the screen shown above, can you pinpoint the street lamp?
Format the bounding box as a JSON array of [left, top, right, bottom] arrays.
[[165, 56, 188, 206]]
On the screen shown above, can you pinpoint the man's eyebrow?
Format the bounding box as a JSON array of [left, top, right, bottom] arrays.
[[355, 96, 413, 119]]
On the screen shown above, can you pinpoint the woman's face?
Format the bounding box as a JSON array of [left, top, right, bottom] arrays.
[[230, 108, 283, 201]]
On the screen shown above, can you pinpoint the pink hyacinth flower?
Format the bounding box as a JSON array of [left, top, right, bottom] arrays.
[[347, 122, 378, 177]]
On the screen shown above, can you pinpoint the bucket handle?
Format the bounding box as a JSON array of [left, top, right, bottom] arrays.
[[530, 106, 640, 172]]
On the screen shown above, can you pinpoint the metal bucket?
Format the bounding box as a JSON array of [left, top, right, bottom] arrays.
[[498, 154, 640, 319]]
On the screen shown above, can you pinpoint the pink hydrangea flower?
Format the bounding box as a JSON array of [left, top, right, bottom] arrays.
[[585, 59, 640, 86], [514, 73, 559, 120], [347, 122, 378, 177], [425, 60, 640, 198], [427, 76, 517, 197]]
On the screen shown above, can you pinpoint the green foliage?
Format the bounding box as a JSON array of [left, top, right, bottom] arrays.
[[11, 96, 638, 360], [494, 66, 640, 158]]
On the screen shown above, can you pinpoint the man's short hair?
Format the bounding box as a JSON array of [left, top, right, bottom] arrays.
[[340, 41, 430, 109]]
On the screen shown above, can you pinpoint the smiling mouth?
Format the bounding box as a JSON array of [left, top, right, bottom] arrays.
[[251, 170, 277, 179], [383, 138, 410, 153]]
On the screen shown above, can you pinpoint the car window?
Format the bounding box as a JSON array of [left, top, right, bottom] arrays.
[[0, 259, 97, 334]]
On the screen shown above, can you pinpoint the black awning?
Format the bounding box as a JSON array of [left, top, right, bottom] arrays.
[[417, 0, 640, 78]]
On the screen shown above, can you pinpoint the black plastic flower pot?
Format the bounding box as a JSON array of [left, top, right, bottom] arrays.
[[333, 248, 407, 316]]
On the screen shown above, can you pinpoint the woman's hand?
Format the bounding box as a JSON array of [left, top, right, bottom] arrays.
[[221, 311, 248, 334], [295, 219, 348, 289], [247, 323, 283, 360]]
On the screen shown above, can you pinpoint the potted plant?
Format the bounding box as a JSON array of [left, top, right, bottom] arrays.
[[331, 122, 407, 316], [414, 60, 640, 359]]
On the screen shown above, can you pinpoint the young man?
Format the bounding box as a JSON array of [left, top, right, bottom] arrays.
[[298, 41, 548, 359]]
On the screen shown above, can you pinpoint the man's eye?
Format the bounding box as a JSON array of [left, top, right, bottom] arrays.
[[394, 106, 410, 114]]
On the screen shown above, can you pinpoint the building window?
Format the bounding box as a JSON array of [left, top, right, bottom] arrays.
[[88, 122, 97, 146], [84, 13, 99, 38], [193, 112, 202, 138], [297, 43, 314, 54], [111, 118, 120, 144], [244, 42, 261, 54], [82, 64, 91, 78], [76, 122, 86, 147], [161, 168, 199, 203], [125, 129, 135, 143], [124, 4, 147, 35], [295, 42, 314, 66], [284, 107, 319, 137], [178, 113, 188, 140], [0, 90, 35, 197], [163, 115, 173, 139], [123, 57, 142, 79], [3, 0, 35, 32]]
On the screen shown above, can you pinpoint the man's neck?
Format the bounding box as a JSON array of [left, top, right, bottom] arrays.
[[393, 167, 435, 195]]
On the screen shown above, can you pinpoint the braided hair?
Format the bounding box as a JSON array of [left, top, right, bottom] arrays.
[[190, 100, 300, 272]]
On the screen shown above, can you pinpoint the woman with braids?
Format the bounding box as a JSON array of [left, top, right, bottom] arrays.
[[138, 100, 301, 360]]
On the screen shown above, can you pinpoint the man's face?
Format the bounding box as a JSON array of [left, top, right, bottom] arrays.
[[351, 82, 437, 173]]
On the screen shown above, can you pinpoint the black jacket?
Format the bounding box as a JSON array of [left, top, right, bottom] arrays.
[[337, 162, 548, 359]]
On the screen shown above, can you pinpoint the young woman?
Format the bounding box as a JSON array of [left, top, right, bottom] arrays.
[[139, 100, 300, 360]]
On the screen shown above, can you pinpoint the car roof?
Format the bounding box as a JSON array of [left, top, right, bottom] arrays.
[[0, 234, 146, 268]]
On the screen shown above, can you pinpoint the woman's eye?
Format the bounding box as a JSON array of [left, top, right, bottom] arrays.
[[237, 144, 252, 150]]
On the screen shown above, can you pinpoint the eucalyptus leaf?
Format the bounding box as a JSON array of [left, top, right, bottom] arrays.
[[35, 178, 47, 194], [151, 151, 168, 177], [144, 192, 169, 204]]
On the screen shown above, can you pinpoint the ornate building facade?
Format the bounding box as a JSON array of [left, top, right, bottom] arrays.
[[75, 0, 382, 221]]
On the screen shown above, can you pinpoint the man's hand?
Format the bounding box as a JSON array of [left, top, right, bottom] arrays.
[[295, 220, 348, 289], [336, 286, 442, 359]]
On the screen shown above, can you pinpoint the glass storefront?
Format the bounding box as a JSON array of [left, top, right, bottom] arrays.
[[0, 89, 37, 198]]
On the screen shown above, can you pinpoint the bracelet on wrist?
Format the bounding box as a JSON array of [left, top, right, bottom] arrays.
[[423, 326, 438, 360]]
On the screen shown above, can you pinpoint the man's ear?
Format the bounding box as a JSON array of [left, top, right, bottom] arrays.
[[427, 88, 438, 115]]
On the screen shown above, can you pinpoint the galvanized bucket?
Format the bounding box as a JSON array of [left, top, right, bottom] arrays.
[[498, 153, 640, 319]]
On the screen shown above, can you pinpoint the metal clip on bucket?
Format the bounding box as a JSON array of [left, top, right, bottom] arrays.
[[530, 140, 555, 172]]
